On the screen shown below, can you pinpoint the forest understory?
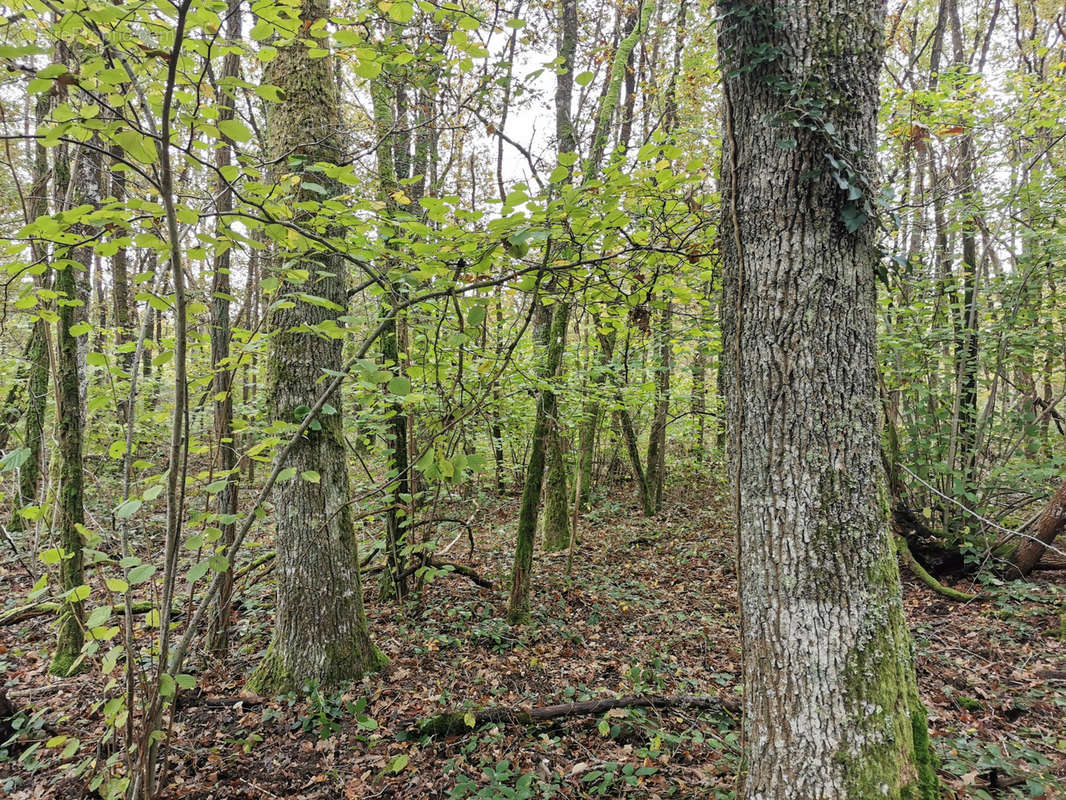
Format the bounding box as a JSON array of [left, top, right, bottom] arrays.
[[2, 470, 1063, 800]]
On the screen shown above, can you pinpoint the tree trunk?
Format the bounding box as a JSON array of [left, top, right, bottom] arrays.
[[577, 326, 611, 508], [542, 304, 571, 551], [10, 95, 53, 535], [718, 1, 938, 796], [644, 300, 671, 514], [50, 137, 93, 677], [370, 64, 413, 603], [206, 0, 241, 655], [1007, 477, 1066, 577], [595, 330, 653, 514], [507, 301, 560, 623], [247, 0, 384, 693], [14, 320, 49, 533]]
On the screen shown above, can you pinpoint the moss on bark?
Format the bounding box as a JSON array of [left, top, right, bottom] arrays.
[[247, 0, 383, 693]]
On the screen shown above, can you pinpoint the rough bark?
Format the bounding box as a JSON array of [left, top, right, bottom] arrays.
[[718, 1, 938, 797], [50, 137, 93, 677], [247, 0, 384, 693], [1006, 476, 1066, 577], [507, 302, 556, 624], [14, 320, 48, 531]]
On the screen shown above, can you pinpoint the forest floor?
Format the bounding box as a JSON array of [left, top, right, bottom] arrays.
[[1, 465, 1065, 799]]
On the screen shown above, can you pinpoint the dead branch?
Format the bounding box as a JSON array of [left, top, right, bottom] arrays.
[[409, 693, 740, 738]]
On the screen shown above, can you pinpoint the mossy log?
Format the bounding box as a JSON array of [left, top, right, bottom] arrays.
[[896, 537, 977, 602], [410, 694, 740, 738]]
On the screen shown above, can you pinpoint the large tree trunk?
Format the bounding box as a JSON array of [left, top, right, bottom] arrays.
[[717, 2, 938, 797], [247, 0, 384, 693]]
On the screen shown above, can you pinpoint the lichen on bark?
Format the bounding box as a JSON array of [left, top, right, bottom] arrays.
[[717, 0, 939, 796], [247, 0, 383, 694]]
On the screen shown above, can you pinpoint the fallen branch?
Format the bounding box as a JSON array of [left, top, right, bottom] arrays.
[[400, 555, 494, 589], [409, 694, 740, 738], [896, 537, 977, 602], [174, 689, 265, 712], [233, 551, 276, 583], [410, 517, 476, 559], [1, 601, 161, 626]]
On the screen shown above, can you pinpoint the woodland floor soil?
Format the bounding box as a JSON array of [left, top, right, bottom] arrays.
[[1, 467, 1064, 798]]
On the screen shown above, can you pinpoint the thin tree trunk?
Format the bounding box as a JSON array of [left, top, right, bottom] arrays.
[[542, 304, 571, 551], [644, 299, 671, 514], [206, 0, 241, 655]]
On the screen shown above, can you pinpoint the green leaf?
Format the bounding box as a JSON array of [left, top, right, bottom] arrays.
[[576, 71, 594, 86], [467, 305, 486, 326], [277, 467, 297, 482], [414, 448, 435, 471], [86, 605, 112, 629], [27, 77, 53, 94], [115, 498, 142, 519], [218, 118, 252, 143], [69, 322, 92, 337], [40, 548, 64, 565], [159, 673, 176, 699], [102, 646, 123, 674], [388, 1, 415, 22], [300, 470, 320, 483], [0, 447, 30, 472], [388, 754, 409, 773], [548, 165, 570, 184], [387, 376, 411, 396], [127, 564, 156, 585], [187, 561, 210, 583], [354, 54, 382, 80], [105, 578, 129, 593], [250, 20, 274, 40]]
